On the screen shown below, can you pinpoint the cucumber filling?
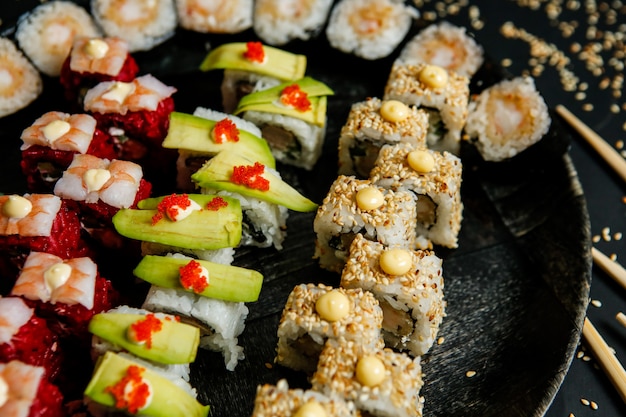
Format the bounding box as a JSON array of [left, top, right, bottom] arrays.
[[242, 211, 268, 244]]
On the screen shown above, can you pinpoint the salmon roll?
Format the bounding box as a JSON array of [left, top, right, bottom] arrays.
[[253, 0, 334, 46], [338, 97, 428, 178], [90, 0, 178, 52], [175, 0, 253, 34], [15, 1, 101, 77], [464, 76, 551, 161], [0, 38, 42, 118], [325, 0, 418, 60]]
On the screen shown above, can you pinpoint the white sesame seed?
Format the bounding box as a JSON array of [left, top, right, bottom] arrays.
[[591, 299, 602, 307], [465, 370, 476, 377], [581, 398, 590, 406]]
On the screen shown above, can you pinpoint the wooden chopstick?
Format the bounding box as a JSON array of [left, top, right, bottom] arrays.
[[555, 105, 626, 184], [582, 317, 626, 404], [591, 247, 626, 292]]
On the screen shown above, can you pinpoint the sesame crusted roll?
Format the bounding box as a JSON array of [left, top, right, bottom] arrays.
[[341, 234, 445, 356], [313, 175, 418, 273], [338, 97, 429, 178], [384, 62, 470, 155], [275, 283, 384, 373], [370, 143, 463, 249], [311, 339, 424, 417]]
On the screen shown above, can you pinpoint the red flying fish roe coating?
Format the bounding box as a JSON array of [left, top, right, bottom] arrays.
[[179, 260, 209, 294], [152, 193, 194, 225], [231, 162, 270, 191], [280, 84, 311, 112], [29, 372, 66, 417], [213, 118, 240, 144], [129, 314, 163, 349], [105, 365, 151, 414], [244, 41, 265, 63], [206, 196, 228, 211]]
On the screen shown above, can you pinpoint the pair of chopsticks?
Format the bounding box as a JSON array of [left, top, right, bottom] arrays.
[[557, 105, 626, 403]]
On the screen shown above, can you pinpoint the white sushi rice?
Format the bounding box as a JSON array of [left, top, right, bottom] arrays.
[[0, 38, 42, 118], [221, 69, 284, 113], [140, 242, 236, 265], [175, 0, 254, 34], [15, 1, 101, 76], [90, 0, 177, 52]]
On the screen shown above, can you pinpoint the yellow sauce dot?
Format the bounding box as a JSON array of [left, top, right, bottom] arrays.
[[84, 38, 109, 59], [102, 81, 133, 103], [293, 400, 327, 417], [380, 100, 410, 123], [83, 168, 112, 193], [43, 262, 72, 292], [2, 195, 32, 219], [379, 249, 413, 275], [356, 355, 386, 387], [407, 150, 435, 173], [418, 65, 449, 89], [315, 290, 350, 322], [356, 187, 384, 211], [42, 119, 71, 143]]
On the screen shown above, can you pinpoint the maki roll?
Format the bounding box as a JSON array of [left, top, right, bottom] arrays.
[[0, 37, 42, 118], [341, 234, 445, 356], [15, 1, 101, 77], [370, 143, 463, 249], [384, 62, 470, 155], [275, 283, 384, 373], [253, 0, 334, 46], [464, 76, 551, 162], [175, 0, 254, 34], [325, 0, 418, 60], [338, 97, 429, 178]]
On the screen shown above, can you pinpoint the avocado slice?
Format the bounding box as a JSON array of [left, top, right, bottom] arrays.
[[112, 194, 242, 250], [199, 42, 306, 81], [191, 151, 318, 212], [88, 313, 200, 365], [162, 112, 276, 169], [84, 352, 210, 417], [234, 77, 333, 126], [133, 255, 263, 303]]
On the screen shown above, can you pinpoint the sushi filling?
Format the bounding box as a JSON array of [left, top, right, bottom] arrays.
[[328, 231, 363, 255], [423, 107, 448, 148], [235, 80, 256, 104], [415, 194, 437, 228], [348, 140, 382, 178], [260, 124, 302, 162], [242, 211, 268, 244], [379, 299, 415, 349]]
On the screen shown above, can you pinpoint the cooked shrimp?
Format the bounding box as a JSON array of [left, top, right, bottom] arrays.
[[347, 0, 394, 36], [0, 297, 34, 345], [101, 0, 160, 27], [0, 361, 46, 417], [177, 0, 251, 33], [0, 194, 62, 238], [69, 36, 129, 76], [20, 111, 97, 154]]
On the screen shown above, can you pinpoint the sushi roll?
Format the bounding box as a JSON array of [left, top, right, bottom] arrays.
[[60, 36, 140, 104], [464, 76, 551, 162], [90, 0, 178, 52], [15, 1, 101, 77], [338, 97, 429, 178], [234, 77, 334, 170], [0, 37, 42, 118], [384, 62, 470, 155], [175, 0, 254, 34], [311, 339, 424, 417], [199, 42, 307, 113], [251, 379, 360, 417], [313, 175, 417, 273], [325, 0, 418, 60], [20, 111, 119, 192], [397, 21, 484, 79], [275, 283, 384, 373], [369, 143, 463, 249], [253, 0, 334, 46], [340, 234, 446, 356]]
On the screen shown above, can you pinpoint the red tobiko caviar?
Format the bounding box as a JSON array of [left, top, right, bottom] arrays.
[[212, 118, 240, 144], [206, 196, 228, 211], [231, 162, 270, 191], [179, 260, 209, 293], [129, 314, 163, 348], [152, 194, 194, 225], [280, 84, 311, 112], [105, 365, 151, 414], [244, 41, 265, 63]]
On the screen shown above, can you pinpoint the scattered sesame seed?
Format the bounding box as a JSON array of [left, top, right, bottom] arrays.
[[591, 299, 602, 307], [614, 232, 623, 240], [465, 370, 477, 377], [583, 355, 592, 361], [590, 401, 599, 410], [569, 413, 575, 417], [501, 58, 513, 67], [616, 140, 624, 149], [437, 336, 445, 345], [264, 362, 272, 369], [581, 398, 591, 406], [611, 104, 620, 113], [577, 351, 585, 359], [592, 235, 601, 243], [582, 103, 594, 111], [609, 253, 618, 261]]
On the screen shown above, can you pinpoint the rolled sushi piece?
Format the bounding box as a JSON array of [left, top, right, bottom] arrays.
[[234, 76, 334, 170], [175, 0, 253, 34], [341, 234, 445, 356], [313, 175, 417, 273], [338, 97, 429, 178], [0, 360, 65, 417], [275, 283, 384, 373], [251, 378, 360, 417], [384, 62, 470, 155], [90, 0, 178, 52], [15, 1, 101, 77], [464, 76, 551, 162], [199, 41, 307, 113], [253, 0, 334, 46], [84, 351, 210, 417], [370, 143, 463, 249], [397, 21, 484, 79], [311, 339, 424, 417], [0, 37, 42, 118], [325, 0, 418, 60]]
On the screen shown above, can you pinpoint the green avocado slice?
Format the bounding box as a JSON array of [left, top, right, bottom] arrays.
[[133, 255, 263, 303]]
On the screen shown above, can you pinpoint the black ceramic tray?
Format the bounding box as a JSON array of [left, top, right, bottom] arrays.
[[0, 3, 592, 416]]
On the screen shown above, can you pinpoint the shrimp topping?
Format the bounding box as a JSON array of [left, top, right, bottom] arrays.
[[0, 375, 8, 407], [43, 262, 72, 293], [83, 168, 112, 193], [179, 260, 209, 294], [0, 194, 61, 237], [2, 195, 32, 219], [21, 112, 97, 154]]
